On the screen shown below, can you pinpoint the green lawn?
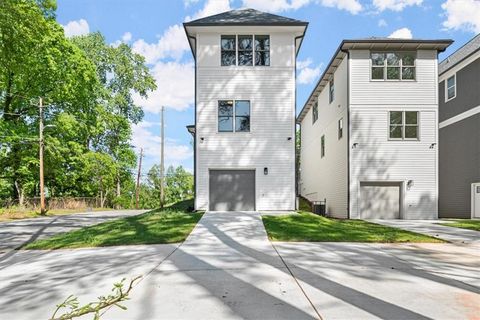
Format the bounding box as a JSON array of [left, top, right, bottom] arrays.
[[0, 207, 114, 222], [441, 219, 480, 232], [24, 200, 203, 249], [262, 211, 444, 243]]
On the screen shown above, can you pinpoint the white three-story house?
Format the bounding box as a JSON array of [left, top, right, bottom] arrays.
[[184, 9, 308, 211], [298, 38, 452, 219]]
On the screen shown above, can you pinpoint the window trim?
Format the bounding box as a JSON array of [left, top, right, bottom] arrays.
[[312, 101, 318, 124], [321, 135, 325, 158], [254, 35, 270, 66], [220, 34, 270, 67], [388, 111, 420, 141], [220, 35, 237, 67], [217, 99, 251, 133], [445, 73, 457, 102], [329, 77, 334, 104], [370, 52, 417, 82], [338, 118, 343, 140]]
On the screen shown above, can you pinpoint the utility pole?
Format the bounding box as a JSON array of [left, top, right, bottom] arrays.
[[160, 106, 165, 209], [135, 148, 143, 209], [39, 97, 46, 215]]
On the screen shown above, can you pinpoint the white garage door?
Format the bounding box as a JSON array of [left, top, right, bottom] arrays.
[[360, 182, 401, 219]]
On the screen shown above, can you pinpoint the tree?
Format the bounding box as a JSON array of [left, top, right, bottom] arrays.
[[146, 165, 193, 208]]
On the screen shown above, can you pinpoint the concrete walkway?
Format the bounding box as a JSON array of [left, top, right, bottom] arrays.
[[0, 209, 147, 251], [371, 219, 480, 245], [0, 212, 478, 319]]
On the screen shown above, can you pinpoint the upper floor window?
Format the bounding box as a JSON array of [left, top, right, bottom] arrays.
[[389, 111, 419, 140], [329, 78, 335, 103], [312, 101, 318, 124], [221, 36, 236, 66], [221, 35, 270, 67], [321, 135, 325, 158], [218, 100, 250, 132], [446, 74, 456, 101], [371, 52, 416, 81], [338, 118, 343, 140]]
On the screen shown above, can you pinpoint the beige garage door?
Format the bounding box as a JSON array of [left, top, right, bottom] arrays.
[[360, 182, 401, 219]]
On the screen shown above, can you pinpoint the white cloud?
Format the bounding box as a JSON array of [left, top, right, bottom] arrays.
[[373, 0, 422, 12], [441, 0, 480, 33], [122, 32, 132, 43], [241, 0, 362, 14], [133, 61, 194, 112], [184, 0, 200, 7], [297, 58, 322, 85], [63, 19, 90, 37], [378, 19, 388, 27], [132, 24, 190, 64], [388, 27, 413, 39], [186, 0, 231, 21]]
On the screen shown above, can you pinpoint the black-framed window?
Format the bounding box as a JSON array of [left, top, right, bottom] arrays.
[[389, 111, 419, 140], [371, 52, 416, 80], [218, 100, 250, 132], [255, 35, 270, 66], [446, 74, 456, 101], [338, 118, 343, 140], [312, 101, 318, 124], [329, 78, 334, 103], [321, 135, 325, 158], [238, 35, 253, 66], [221, 36, 236, 66]]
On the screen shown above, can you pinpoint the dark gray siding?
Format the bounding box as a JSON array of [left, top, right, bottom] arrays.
[[439, 58, 480, 122], [439, 113, 480, 218]]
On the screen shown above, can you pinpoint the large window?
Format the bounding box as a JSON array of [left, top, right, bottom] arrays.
[[329, 78, 334, 103], [321, 135, 325, 158], [218, 100, 250, 132], [221, 36, 236, 66], [221, 35, 270, 67], [389, 111, 419, 140], [446, 74, 456, 101], [371, 52, 416, 80], [312, 101, 318, 124]]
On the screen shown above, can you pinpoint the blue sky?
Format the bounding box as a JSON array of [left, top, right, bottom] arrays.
[[57, 0, 480, 174]]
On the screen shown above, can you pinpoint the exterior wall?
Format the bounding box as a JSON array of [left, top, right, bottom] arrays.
[[349, 49, 439, 219], [438, 53, 480, 218], [195, 30, 296, 211], [299, 57, 348, 218]]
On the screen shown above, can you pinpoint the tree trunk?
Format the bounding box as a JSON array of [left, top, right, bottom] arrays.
[[14, 180, 24, 207], [116, 175, 121, 209]]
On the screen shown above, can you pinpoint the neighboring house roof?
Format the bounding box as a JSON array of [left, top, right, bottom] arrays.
[[296, 38, 453, 124], [183, 8, 308, 26], [439, 33, 480, 75], [186, 125, 195, 137]]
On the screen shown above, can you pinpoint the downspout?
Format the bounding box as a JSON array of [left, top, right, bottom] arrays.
[[342, 48, 351, 219]]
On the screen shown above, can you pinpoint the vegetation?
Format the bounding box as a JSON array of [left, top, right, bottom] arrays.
[[262, 211, 444, 243], [24, 200, 201, 249], [0, 207, 112, 222], [441, 219, 480, 232]]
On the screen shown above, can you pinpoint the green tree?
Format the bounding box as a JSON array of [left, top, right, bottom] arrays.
[[145, 165, 193, 208]]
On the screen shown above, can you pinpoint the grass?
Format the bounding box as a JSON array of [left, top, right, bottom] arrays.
[[0, 207, 113, 222], [24, 199, 203, 250], [262, 211, 444, 243], [441, 219, 480, 232]]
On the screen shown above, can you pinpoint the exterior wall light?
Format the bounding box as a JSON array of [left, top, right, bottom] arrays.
[[264, 167, 268, 175], [407, 180, 414, 190]]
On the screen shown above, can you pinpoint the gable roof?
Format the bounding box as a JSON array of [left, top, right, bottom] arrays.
[[439, 33, 480, 75], [183, 8, 308, 27]]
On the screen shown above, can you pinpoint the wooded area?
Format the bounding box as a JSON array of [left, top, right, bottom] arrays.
[[0, 0, 193, 211]]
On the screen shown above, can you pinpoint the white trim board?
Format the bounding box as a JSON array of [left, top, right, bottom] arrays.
[[439, 105, 480, 129]]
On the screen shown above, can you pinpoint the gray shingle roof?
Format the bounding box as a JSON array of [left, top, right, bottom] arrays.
[[439, 33, 480, 75], [183, 8, 308, 26]]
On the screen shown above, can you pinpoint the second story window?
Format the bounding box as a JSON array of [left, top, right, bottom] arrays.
[[221, 36, 236, 66], [371, 52, 416, 80], [446, 74, 456, 101], [238, 35, 253, 66], [338, 118, 343, 140], [329, 78, 334, 103], [389, 111, 419, 140], [312, 101, 318, 124], [255, 35, 270, 66], [218, 100, 250, 132], [321, 135, 325, 158]]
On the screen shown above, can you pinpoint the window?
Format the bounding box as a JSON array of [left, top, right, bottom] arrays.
[[446, 74, 456, 101], [238, 35, 253, 66], [338, 118, 343, 140], [371, 52, 416, 80], [321, 135, 325, 158], [312, 101, 318, 124], [218, 100, 250, 132], [255, 35, 270, 66], [329, 78, 334, 103], [221, 36, 236, 66], [389, 111, 419, 140]]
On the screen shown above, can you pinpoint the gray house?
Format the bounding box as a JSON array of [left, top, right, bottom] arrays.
[[438, 34, 480, 218]]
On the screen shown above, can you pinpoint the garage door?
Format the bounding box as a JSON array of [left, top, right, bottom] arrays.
[[209, 170, 255, 211], [360, 182, 401, 219]]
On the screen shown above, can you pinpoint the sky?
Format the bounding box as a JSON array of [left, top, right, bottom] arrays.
[[56, 0, 480, 174]]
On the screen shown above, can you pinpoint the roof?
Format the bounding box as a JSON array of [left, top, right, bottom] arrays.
[[297, 38, 453, 124], [183, 8, 308, 27], [186, 125, 195, 137], [439, 33, 480, 75]]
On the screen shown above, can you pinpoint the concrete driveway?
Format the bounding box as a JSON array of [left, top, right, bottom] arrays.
[[0, 209, 147, 251], [0, 211, 479, 319]]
